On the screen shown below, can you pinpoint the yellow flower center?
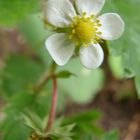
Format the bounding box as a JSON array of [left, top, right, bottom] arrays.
[[69, 13, 102, 47], [75, 20, 96, 43]]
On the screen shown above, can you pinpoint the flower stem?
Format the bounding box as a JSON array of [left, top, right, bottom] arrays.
[[45, 76, 58, 132]]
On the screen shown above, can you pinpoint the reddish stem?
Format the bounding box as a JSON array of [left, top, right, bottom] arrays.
[[46, 76, 58, 132]]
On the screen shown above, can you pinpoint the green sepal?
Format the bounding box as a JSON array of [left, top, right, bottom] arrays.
[[22, 111, 75, 139], [22, 110, 45, 134], [56, 71, 76, 79]]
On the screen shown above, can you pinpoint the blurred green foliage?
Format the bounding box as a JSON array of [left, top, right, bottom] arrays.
[[0, 0, 140, 140], [2, 54, 44, 96], [0, 0, 40, 27]]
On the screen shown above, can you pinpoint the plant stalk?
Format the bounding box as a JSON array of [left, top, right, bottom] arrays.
[[45, 76, 58, 132]]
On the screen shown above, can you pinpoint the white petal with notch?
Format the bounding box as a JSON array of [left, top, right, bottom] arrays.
[[45, 33, 75, 66], [97, 13, 125, 40], [80, 43, 104, 69], [75, 0, 105, 16], [46, 0, 76, 27]]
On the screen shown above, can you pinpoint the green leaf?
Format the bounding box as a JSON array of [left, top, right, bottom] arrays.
[[6, 92, 35, 112], [49, 123, 75, 137], [63, 110, 103, 138], [101, 130, 119, 140], [58, 138, 73, 140], [19, 14, 52, 65], [108, 55, 124, 79], [57, 71, 76, 79], [104, 0, 140, 97], [2, 54, 44, 97], [0, 115, 30, 140], [0, 0, 40, 27], [58, 58, 104, 103], [135, 75, 140, 98], [64, 110, 102, 123], [53, 117, 64, 128], [22, 110, 44, 133]]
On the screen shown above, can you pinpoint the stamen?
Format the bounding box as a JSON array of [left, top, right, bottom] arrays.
[[97, 31, 102, 35], [93, 40, 98, 44], [82, 12, 87, 17], [90, 14, 94, 19], [95, 19, 100, 23], [97, 23, 102, 27], [87, 17, 91, 20], [69, 13, 102, 46], [73, 16, 80, 21]]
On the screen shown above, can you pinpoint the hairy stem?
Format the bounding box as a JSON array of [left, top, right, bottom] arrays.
[[34, 61, 58, 132], [45, 76, 58, 132]]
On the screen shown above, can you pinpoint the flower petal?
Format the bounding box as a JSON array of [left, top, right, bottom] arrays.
[[46, 0, 76, 27], [80, 43, 104, 69], [45, 33, 75, 66], [97, 13, 125, 40], [75, 0, 105, 16]]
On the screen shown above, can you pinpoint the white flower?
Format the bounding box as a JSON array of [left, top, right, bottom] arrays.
[[45, 0, 125, 69]]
